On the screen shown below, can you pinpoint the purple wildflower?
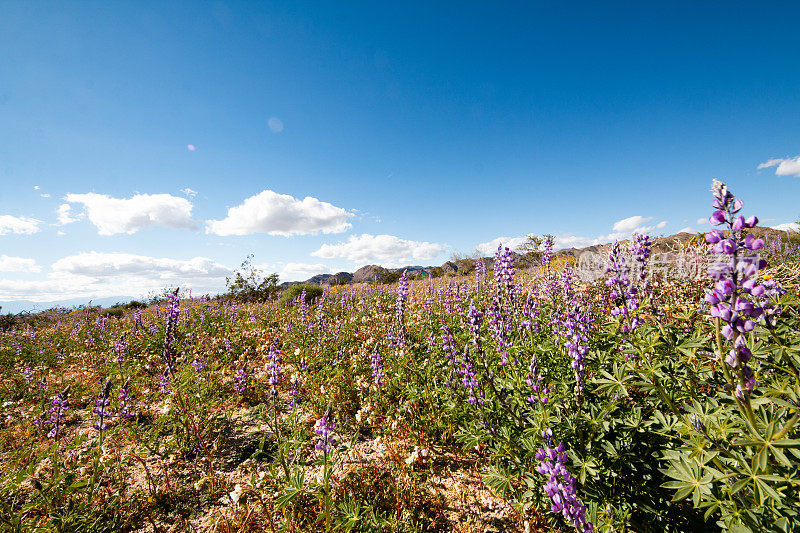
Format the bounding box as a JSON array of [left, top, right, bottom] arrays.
[[267, 344, 282, 397], [535, 441, 593, 532], [314, 407, 337, 453], [93, 379, 113, 431], [370, 345, 385, 387]]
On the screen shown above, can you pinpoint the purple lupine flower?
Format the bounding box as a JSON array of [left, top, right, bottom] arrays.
[[370, 345, 385, 387], [552, 303, 592, 402], [535, 440, 593, 532], [191, 353, 207, 373], [520, 290, 540, 337], [117, 379, 136, 419], [267, 344, 283, 397], [158, 365, 171, 396], [299, 288, 308, 323], [458, 346, 484, 404], [315, 291, 327, 333], [314, 407, 337, 453], [288, 375, 302, 411], [134, 309, 142, 330], [163, 290, 180, 371], [113, 334, 128, 364], [526, 355, 549, 404], [487, 297, 515, 365], [22, 363, 34, 383], [704, 180, 770, 401], [234, 361, 248, 394], [392, 270, 409, 347], [42, 385, 70, 439], [605, 242, 643, 335], [474, 258, 486, 285], [493, 245, 516, 297], [93, 379, 113, 431], [441, 325, 457, 367]]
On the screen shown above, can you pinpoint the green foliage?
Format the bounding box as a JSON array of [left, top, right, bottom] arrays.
[[225, 254, 280, 303], [280, 282, 324, 306]]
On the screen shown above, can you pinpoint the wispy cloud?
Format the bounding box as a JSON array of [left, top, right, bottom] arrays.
[[758, 156, 800, 177], [0, 214, 41, 235]]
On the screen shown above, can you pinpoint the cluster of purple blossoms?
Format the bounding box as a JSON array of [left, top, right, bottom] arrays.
[[704, 180, 771, 401], [113, 334, 128, 364], [370, 345, 386, 387], [487, 298, 515, 365], [526, 355, 549, 405], [314, 408, 337, 453], [474, 258, 486, 285], [163, 291, 180, 370], [494, 245, 516, 297], [605, 242, 643, 334], [535, 441, 593, 532], [134, 308, 142, 330], [117, 379, 136, 419], [191, 353, 208, 373], [459, 346, 484, 405], [441, 325, 457, 367], [36, 385, 70, 439], [288, 376, 302, 411], [520, 292, 541, 338], [315, 292, 327, 333], [159, 365, 171, 396], [552, 305, 592, 401], [234, 361, 249, 394], [299, 288, 309, 324], [393, 270, 409, 347], [93, 379, 114, 431], [267, 344, 283, 397], [631, 234, 652, 290]]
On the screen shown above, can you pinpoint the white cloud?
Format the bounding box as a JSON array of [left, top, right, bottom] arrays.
[[65, 193, 197, 235], [0, 252, 233, 301], [758, 156, 800, 177], [181, 188, 198, 198], [475, 235, 532, 254], [56, 204, 82, 225], [0, 255, 41, 273], [771, 222, 800, 233], [258, 261, 333, 282], [206, 190, 353, 237], [0, 214, 41, 235], [52, 252, 230, 279], [678, 227, 698, 234], [40, 193, 50, 198], [312, 234, 445, 266], [696, 217, 708, 225]]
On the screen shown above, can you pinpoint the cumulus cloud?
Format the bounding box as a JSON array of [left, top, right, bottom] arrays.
[[312, 234, 445, 266], [206, 190, 353, 237], [696, 218, 708, 225], [0, 255, 41, 273], [181, 188, 198, 198], [258, 261, 333, 282], [64, 193, 197, 235], [52, 252, 230, 279], [771, 222, 800, 233], [758, 156, 800, 177], [0, 214, 41, 235], [56, 204, 82, 225], [678, 227, 698, 234]]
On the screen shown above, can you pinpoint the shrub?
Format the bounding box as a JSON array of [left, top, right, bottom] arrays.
[[280, 283, 323, 306]]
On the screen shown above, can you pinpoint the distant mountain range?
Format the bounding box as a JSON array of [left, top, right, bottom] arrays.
[[0, 296, 136, 315]]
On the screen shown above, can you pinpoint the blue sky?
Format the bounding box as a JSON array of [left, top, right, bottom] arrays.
[[1, 1, 799, 304]]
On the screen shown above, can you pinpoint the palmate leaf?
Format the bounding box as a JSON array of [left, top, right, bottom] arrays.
[[662, 458, 714, 507]]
